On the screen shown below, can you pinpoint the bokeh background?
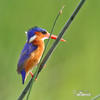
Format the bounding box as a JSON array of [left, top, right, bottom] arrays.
[[0, 0, 100, 100]]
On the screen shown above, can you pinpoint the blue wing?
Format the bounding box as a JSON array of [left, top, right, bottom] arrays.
[[17, 43, 37, 72]]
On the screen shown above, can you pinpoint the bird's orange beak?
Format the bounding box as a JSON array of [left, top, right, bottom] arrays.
[[47, 33, 66, 42]]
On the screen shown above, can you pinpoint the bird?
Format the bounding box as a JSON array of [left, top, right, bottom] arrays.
[[17, 26, 65, 84]]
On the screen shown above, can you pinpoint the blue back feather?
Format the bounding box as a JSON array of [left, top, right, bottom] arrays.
[[17, 43, 37, 69]]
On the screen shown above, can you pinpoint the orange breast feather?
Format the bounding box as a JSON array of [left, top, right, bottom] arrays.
[[24, 40, 44, 73]]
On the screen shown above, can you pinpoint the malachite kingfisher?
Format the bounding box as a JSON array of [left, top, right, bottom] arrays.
[[17, 26, 65, 84]]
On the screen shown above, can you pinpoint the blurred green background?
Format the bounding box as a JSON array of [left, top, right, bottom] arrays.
[[0, 0, 100, 100]]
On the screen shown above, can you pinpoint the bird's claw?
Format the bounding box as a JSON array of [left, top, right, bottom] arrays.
[[29, 72, 37, 80]]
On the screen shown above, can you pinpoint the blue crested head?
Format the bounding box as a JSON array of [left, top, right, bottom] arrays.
[[21, 69, 26, 84], [26, 26, 47, 42]]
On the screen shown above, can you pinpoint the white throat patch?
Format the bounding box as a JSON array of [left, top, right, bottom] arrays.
[[29, 35, 37, 43], [41, 37, 48, 41]]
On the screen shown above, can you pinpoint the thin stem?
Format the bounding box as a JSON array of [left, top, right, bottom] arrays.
[[37, 0, 85, 77], [26, 6, 63, 100], [17, 0, 85, 100], [36, 6, 64, 78]]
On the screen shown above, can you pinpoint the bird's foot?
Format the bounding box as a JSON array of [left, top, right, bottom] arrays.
[[29, 72, 34, 78], [29, 72, 37, 80]]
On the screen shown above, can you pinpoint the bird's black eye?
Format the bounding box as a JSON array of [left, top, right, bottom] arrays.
[[42, 31, 47, 34]]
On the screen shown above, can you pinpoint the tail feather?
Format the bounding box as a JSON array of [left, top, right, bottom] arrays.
[[21, 69, 26, 84]]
